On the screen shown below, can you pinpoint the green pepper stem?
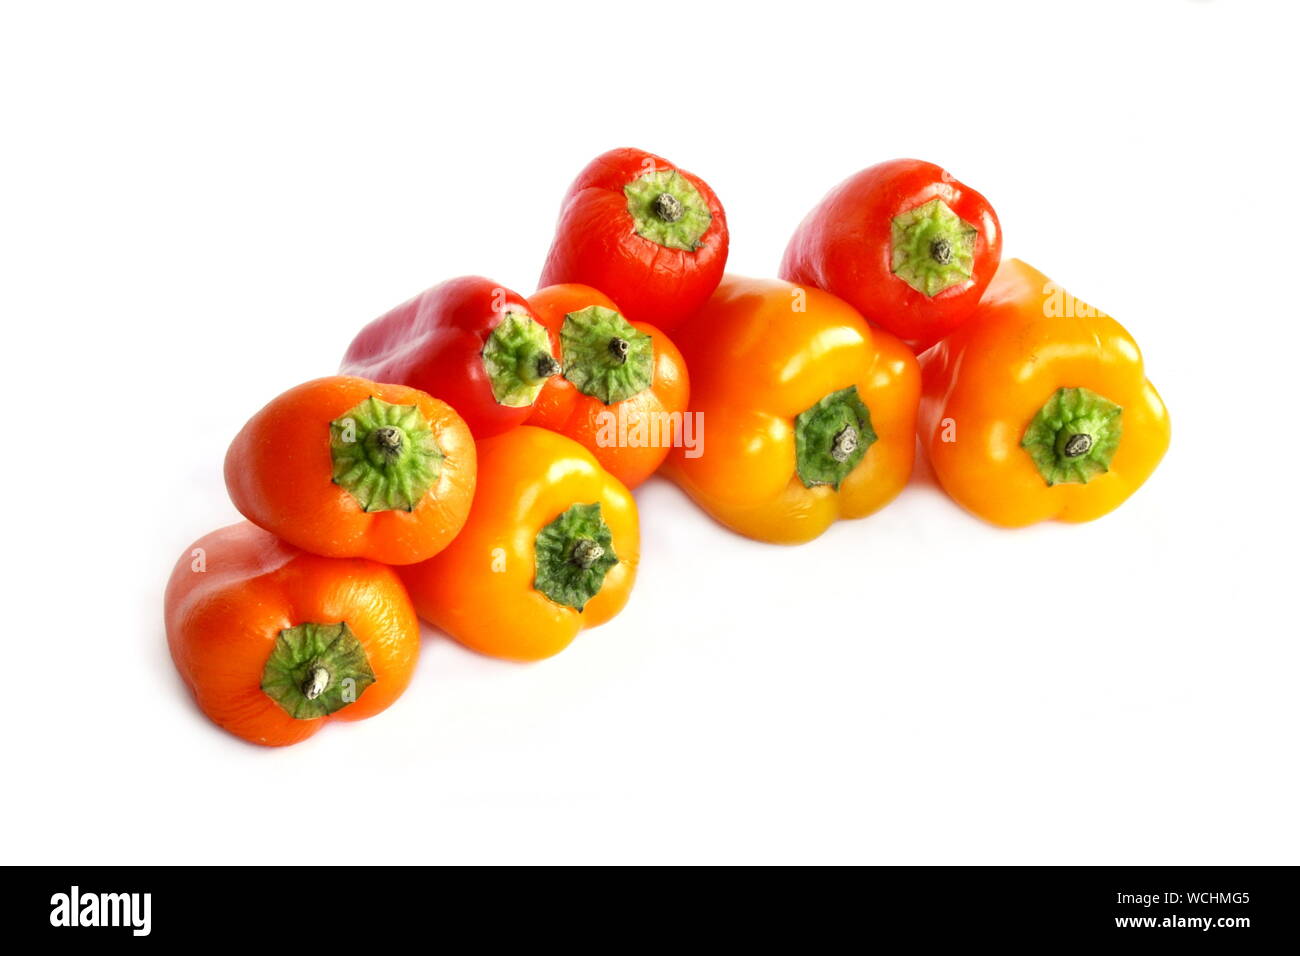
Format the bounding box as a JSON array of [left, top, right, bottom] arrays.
[[571, 538, 605, 570], [794, 386, 877, 489], [625, 170, 712, 251], [301, 665, 330, 700], [1063, 433, 1093, 458], [481, 312, 556, 406], [535, 354, 562, 379], [372, 426, 403, 458], [559, 306, 654, 404], [330, 397, 443, 513], [534, 503, 619, 612], [831, 425, 859, 463], [1021, 387, 1123, 486], [653, 192, 684, 223], [261, 622, 375, 720], [891, 199, 979, 297]]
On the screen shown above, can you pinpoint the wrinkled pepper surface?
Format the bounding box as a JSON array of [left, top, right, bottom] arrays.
[[539, 147, 729, 331], [401, 427, 639, 661], [341, 276, 559, 438], [165, 521, 420, 746], [664, 276, 920, 544], [226, 376, 476, 565], [781, 158, 1001, 353], [527, 283, 689, 488], [918, 259, 1170, 527]]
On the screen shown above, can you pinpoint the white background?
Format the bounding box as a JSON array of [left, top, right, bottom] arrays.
[[3, 0, 1296, 865]]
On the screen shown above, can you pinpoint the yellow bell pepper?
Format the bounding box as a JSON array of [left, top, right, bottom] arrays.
[[663, 275, 919, 544], [399, 427, 639, 661], [918, 258, 1170, 527]]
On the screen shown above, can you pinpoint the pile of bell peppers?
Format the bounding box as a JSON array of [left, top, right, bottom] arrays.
[[166, 147, 1169, 746]]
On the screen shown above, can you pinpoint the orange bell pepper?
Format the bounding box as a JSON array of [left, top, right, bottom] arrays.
[[225, 375, 476, 564], [526, 283, 689, 488], [918, 258, 1170, 527], [165, 521, 420, 747], [663, 275, 920, 544], [400, 426, 639, 661]]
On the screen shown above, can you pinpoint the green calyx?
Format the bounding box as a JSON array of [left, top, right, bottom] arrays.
[[890, 198, 979, 297], [481, 311, 560, 407], [1022, 387, 1123, 486], [533, 503, 618, 612], [330, 396, 443, 512], [794, 386, 877, 490], [261, 622, 375, 720], [624, 168, 712, 251], [560, 306, 654, 405]]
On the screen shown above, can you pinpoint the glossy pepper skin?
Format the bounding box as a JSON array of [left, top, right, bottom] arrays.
[[401, 427, 638, 662], [538, 147, 729, 332], [165, 522, 420, 747], [918, 259, 1170, 527], [780, 158, 1001, 353], [663, 276, 920, 544], [341, 276, 559, 439], [225, 375, 476, 565], [526, 283, 689, 488]]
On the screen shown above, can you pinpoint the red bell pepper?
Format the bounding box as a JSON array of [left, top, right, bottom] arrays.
[[538, 147, 729, 332], [779, 158, 1001, 353], [525, 283, 690, 489], [341, 276, 559, 439]]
